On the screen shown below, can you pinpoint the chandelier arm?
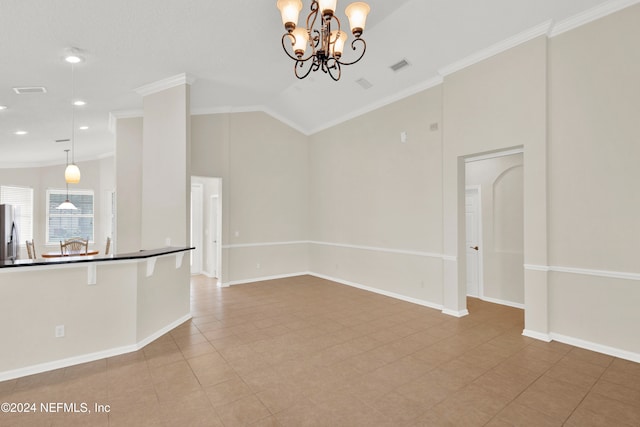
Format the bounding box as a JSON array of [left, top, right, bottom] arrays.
[[336, 38, 367, 66], [326, 59, 342, 81], [294, 59, 318, 80], [307, 1, 320, 32]]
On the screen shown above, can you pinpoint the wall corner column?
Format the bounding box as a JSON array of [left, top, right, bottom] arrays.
[[136, 73, 194, 249]]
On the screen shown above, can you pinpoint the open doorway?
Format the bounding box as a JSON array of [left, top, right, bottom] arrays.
[[191, 177, 222, 282], [464, 149, 524, 308]]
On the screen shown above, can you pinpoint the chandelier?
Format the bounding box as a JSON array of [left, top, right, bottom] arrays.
[[276, 0, 371, 81]]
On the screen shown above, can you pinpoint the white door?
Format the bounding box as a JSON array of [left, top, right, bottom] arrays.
[[465, 186, 481, 297], [190, 184, 203, 275]]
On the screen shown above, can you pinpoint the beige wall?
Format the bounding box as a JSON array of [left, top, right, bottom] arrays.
[[190, 112, 309, 284], [442, 36, 548, 318], [141, 84, 191, 249], [546, 5, 640, 354], [115, 117, 143, 253], [308, 87, 443, 304]]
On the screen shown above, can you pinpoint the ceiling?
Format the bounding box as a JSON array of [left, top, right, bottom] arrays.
[[0, 0, 621, 167]]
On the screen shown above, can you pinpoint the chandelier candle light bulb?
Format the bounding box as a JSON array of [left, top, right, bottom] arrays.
[[330, 30, 348, 58], [276, 0, 303, 32], [277, 0, 370, 81], [345, 2, 370, 37], [318, 0, 337, 18]]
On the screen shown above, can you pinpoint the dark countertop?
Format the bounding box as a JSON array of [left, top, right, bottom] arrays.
[[0, 246, 194, 269]]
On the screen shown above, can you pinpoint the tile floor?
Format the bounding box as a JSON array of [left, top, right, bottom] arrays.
[[1, 275, 639, 426]]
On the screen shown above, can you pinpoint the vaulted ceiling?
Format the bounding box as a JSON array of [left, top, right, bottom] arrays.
[[0, 0, 624, 167]]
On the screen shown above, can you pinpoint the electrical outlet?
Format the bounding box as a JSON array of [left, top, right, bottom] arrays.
[[55, 325, 65, 338], [256, 263, 261, 269]]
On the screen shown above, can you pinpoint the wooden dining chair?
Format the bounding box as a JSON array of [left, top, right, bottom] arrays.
[[61, 237, 89, 255], [25, 239, 36, 259]]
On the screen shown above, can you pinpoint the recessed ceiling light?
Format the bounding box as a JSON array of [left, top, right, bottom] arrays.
[[79, 126, 89, 130], [0, 105, 7, 110], [64, 47, 85, 64], [73, 100, 86, 106], [15, 130, 27, 135]]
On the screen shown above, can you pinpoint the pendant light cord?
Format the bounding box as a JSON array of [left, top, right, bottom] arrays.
[[71, 64, 76, 165]]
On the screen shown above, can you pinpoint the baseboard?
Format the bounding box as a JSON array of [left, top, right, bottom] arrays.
[[0, 313, 192, 382], [522, 329, 552, 342], [480, 296, 525, 310], [223, 272, 310, 287], [136, 313, 192, 349], [308, 272, 444, 312], [442, 308, 470, 318], [549, 332, 640, 364]]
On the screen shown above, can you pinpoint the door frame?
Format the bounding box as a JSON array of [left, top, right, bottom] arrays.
[[190, 183, 204, 275], [208, 193, 222, 280]]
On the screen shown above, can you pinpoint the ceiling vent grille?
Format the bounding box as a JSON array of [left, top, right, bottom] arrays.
[[13, 86, 47, 94], [355, 78, 373, 90], [390, 59, 410, 72]]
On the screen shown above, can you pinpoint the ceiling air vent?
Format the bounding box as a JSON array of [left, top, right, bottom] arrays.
[[355, 78, 373, 90], [13, 86, 47, 94], [390, 59, 410, 72]]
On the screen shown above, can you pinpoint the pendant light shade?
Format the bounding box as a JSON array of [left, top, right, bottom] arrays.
[[57, 149, 78, 210], [65, 163, 81, 184], [56, 199, 78, 210]]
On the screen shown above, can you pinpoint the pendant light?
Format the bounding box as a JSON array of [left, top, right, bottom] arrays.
[[57, 150, 78, 210], [64, 59, 81, 184]]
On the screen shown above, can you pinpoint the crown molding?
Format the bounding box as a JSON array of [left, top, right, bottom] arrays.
[[438, 20, 553, 77], [108, 110, 143, 133], [191, 105, 310, 136], [135, 73, 196, 97], [549, 0, 640, 37]]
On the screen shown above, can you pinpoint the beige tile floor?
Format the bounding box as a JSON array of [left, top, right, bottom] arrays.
[[1, 274, 639, 426]]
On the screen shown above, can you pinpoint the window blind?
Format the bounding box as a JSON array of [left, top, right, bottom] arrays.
[[46, 189, 94, 244]]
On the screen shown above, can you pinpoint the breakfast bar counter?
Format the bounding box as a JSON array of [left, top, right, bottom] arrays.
[[0, 246, 194, 381]]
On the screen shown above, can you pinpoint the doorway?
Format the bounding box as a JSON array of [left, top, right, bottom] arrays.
[[191, 176, 222, 281], [464, 149, 524, 308]]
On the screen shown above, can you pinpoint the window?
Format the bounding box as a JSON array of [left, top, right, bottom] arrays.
[[0, 185, 34, 241], [46, 189, 94, 244]]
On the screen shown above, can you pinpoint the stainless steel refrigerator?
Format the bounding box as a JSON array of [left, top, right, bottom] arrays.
[[0, 204, 20, 261]]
